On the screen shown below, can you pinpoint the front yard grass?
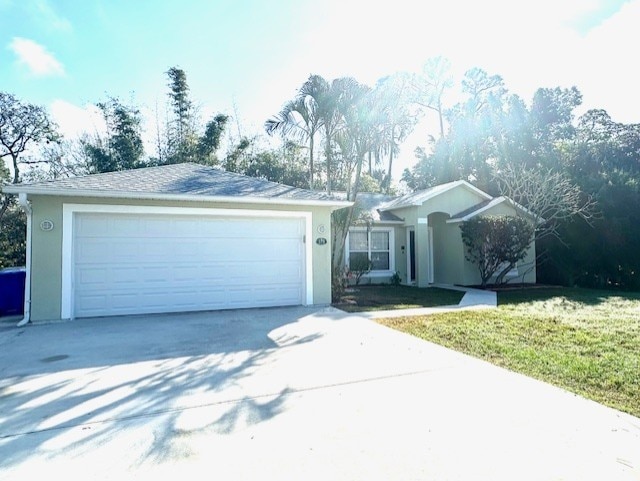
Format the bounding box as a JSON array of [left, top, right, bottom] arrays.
[[333, 285, 464, 312], [378, 287, 640, 418]]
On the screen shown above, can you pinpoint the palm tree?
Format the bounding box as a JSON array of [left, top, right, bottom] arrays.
[[300, 75, 350, 194], [374, 74, 416, 193], [265, 95, 321, 189], [331, 80, 387, 273]]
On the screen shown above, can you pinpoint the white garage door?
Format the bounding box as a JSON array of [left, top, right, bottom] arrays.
[[73, 213, 306, 318]]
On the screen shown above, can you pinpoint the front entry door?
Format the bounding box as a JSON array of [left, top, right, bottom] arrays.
[[409, 230, 416, 282]]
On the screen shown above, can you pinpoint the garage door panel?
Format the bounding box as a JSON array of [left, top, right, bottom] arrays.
[[111, 292, 140, 309], [76, 266, 109, 285], [73, 212, 306, 317], [109, 266, 140, 283], [76, 216, 111, 236], [76, 238, 113, 261]]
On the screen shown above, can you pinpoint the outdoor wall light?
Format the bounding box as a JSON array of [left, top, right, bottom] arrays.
[[40, 219, 54, 231]]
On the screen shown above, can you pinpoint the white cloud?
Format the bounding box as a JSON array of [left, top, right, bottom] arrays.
[[50, 100, 105, 139], [9, 37, 65, 77]]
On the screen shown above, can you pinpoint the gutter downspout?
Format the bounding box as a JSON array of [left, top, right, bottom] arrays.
[[17, 193, 31, 327]]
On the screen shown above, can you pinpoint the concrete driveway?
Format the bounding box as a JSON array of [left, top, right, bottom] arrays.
[[1, 307, 639, 480]]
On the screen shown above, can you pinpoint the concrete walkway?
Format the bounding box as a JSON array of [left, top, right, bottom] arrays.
[[354, 284, 497, 319]]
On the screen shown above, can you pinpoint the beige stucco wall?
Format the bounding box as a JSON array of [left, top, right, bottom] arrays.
[[430, 213, 464, 285], [386, 188, 536, 287], [28, 195, 335, 321], [388, 186, 489, 287]]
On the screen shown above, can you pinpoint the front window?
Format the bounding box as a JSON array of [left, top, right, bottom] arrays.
[[348, 229, 392, 272]]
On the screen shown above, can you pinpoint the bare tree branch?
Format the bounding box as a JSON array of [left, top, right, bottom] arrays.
[[495, 164, 599, 242]]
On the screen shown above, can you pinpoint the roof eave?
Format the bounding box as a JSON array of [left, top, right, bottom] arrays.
[[378, 200, 419, 211], [380, 180, 492, 212], [4, 186, 353, 209], [374, 220, 405, 225], [446, 196, 539, 223]]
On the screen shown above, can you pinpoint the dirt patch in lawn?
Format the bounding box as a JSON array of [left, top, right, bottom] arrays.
[[333, 285, 465, 312]]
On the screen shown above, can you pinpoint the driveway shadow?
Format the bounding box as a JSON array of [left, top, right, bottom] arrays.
[[0, 306, 325, 469]]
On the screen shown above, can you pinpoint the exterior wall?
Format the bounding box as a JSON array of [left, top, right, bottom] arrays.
[[30, 197, 64, 321], [28, 195, 335, 321], [389, 187, 489, 287], [430, 213, 464, 285], [387, 189, 537, 287], [414, 187, 488, 218]]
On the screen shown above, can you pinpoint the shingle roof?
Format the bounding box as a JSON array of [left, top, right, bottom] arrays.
[[3, 163, 348, 205], [446, 196, 538, 223], [448, 199, 494, 220], [380, 180, 491, 211], [354, 193, 404, 223]]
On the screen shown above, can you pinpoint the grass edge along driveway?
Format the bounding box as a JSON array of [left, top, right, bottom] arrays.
[[377, 287, 640, 418]]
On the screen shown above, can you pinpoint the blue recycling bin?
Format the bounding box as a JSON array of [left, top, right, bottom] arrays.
[[0, 267, 26, 317]]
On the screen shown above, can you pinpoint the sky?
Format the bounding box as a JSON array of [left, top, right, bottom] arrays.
[[1, 0, 639, 179]]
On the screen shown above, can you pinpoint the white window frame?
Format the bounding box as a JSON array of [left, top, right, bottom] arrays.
[[345, 227, 395, 277]]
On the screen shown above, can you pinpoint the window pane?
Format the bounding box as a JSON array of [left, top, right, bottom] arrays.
[[371, 231, 389, 251], [371, 252, 389, 270], [349, 231, 368, 251], [349, 252, 369, 271]]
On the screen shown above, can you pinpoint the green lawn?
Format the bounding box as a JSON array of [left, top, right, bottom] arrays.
[[378, 288, 640, 418], [333, 285, 464, 312]]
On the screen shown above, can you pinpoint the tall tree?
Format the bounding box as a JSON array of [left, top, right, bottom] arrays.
[[199, 114, 229, 163], [329, 80, 389, 293], [301, 75, 345, 194], [0, 92, 58, 221], [236, 141, 309, 188], [541, 108, 640, 289], [409, 56, 453, 139], [164, 66, 203, 163], [166, 66, 195, 161], [495, 163, 596, 242], [530, 86, 582, 164], [374, 74, 416, 193], [83, 96, 145, 173], [0, 207, 26, 268], [162, 67, 229, 165], [265, 92, 322, 189]]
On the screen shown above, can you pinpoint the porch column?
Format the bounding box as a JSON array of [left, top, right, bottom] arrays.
[[416, 217, 430, 287]]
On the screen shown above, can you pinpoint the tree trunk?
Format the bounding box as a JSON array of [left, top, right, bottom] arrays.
[[437, 100, 444, 139], [331, 150, 365, 274], [495, 262, 515, 285], [0, 196, 10, 223], [11, 153, 20, 184], [386, 149, 394, 194], [309, 134, 314, 189], [325, 131, 332, 194]]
